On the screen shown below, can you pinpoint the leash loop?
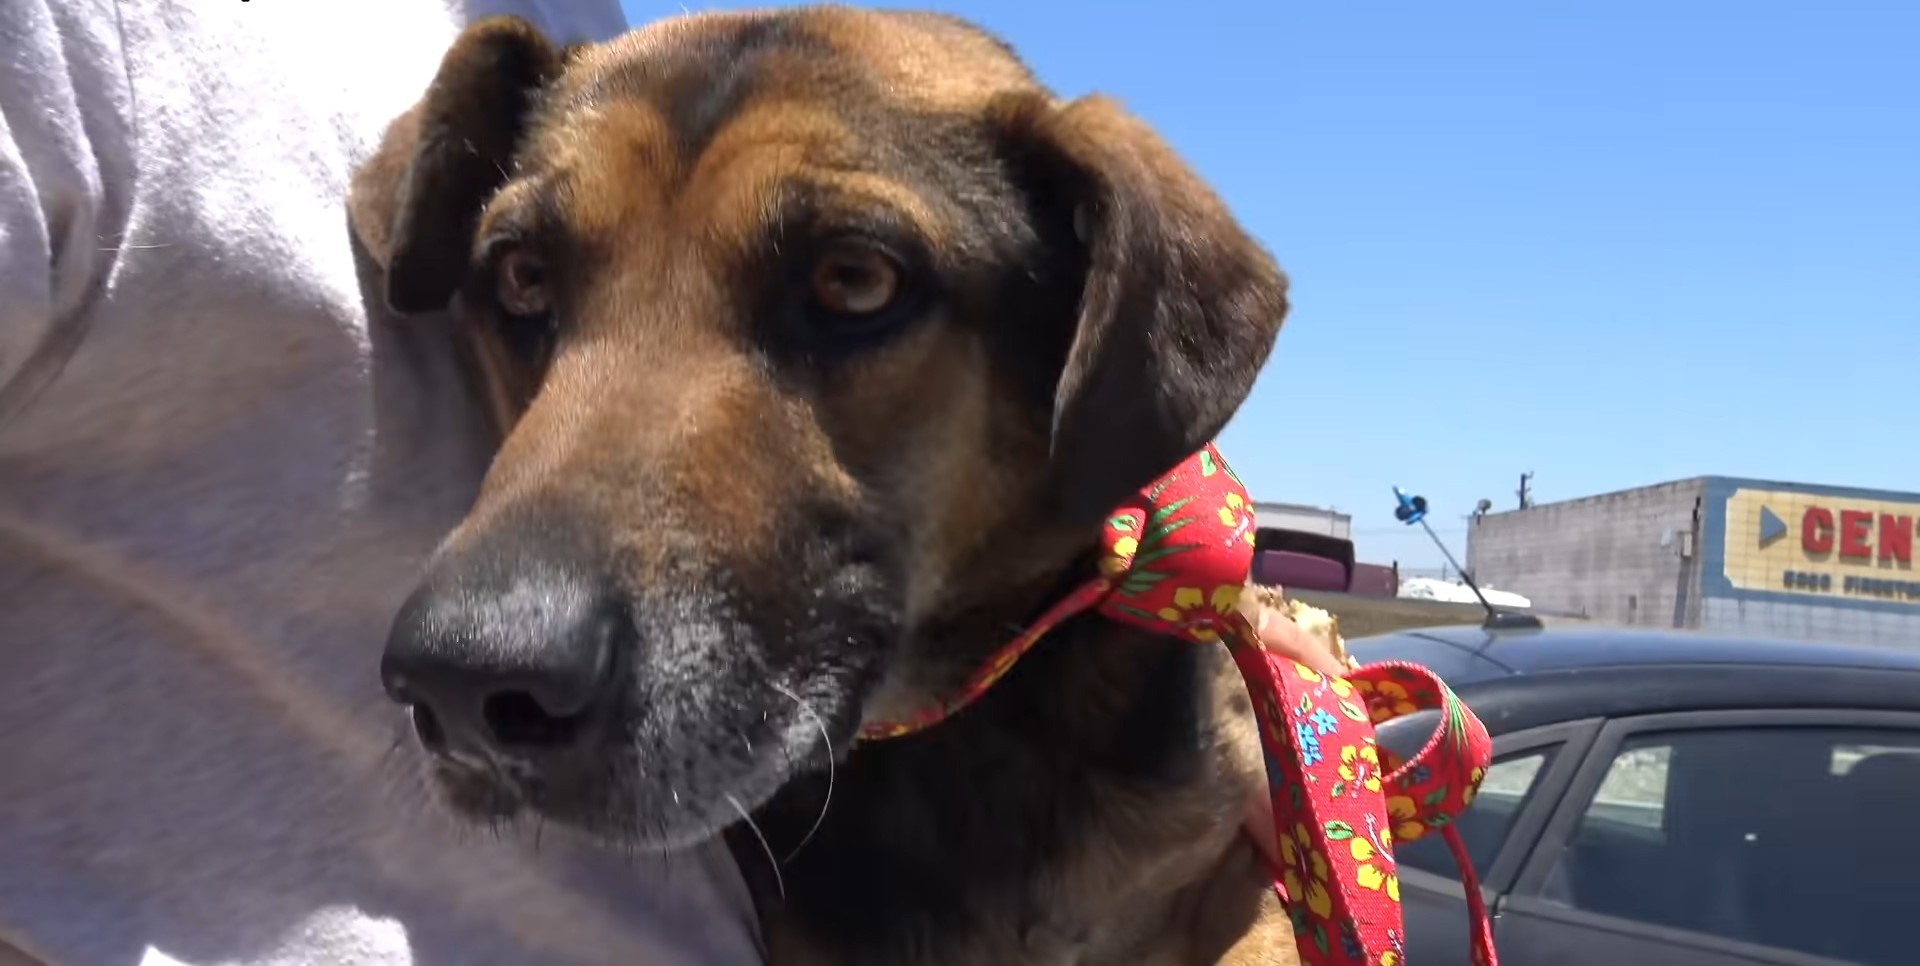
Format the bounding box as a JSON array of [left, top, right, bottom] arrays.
[[862, 444, 1500, 965]]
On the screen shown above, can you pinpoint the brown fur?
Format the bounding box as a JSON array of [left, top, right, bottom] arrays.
[[352, 7, 1293, 963]]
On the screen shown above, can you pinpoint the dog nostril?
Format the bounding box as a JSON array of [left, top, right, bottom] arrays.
[[482, 691, 589, 749], [408, 703, 448, 753]]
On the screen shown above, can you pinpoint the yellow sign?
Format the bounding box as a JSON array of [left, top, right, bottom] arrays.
[[1720, 488, 1920, 605]]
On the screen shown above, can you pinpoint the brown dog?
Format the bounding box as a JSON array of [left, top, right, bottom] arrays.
[[350, 7, 1294, 964]]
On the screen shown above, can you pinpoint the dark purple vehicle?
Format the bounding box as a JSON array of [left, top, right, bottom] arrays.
[[1251, 526, 1400, 596]]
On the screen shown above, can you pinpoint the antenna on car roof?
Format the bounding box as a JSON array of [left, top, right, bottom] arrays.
[[1392, 486, 1543, 631]]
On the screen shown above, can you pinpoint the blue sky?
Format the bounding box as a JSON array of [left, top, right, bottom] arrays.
[[620, 1, 1919, 569]]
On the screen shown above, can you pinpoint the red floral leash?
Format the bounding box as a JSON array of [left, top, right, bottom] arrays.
[[861, 444, 1500, 966]]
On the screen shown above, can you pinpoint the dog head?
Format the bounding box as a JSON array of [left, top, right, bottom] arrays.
[[354, 7, 1287, 849]]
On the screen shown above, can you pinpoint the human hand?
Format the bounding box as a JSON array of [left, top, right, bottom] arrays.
[[1235, 588, 1349, 679]]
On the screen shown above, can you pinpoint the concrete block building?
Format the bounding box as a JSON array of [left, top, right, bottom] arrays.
[[1467, 476, 1920, 650], [1253, 501, 1351, 539]]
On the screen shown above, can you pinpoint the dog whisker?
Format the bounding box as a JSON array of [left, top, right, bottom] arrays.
[[771, 682, 834, 866], [726, 793, 784, 902], [657, 825, 673, 882], [374, 720, 453, 825]]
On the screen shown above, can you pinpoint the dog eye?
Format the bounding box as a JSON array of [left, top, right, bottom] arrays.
[[808, 245, 901, 319], [495, 247, 551, 317]]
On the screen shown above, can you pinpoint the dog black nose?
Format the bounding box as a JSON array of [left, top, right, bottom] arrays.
[[381, 568, 626, 760]]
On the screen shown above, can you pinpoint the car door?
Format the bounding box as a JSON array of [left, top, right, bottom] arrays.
[[1494, 708, 1920, 966], [1380, 716, 1601, 966]]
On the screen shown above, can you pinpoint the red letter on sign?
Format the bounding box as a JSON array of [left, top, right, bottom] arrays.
[[1839, 510, 1874, 559], [1803, 507, 1834, 554], [1882, 515, 1914, 564]]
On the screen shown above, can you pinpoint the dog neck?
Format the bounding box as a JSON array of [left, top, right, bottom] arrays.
[[739, 559, 1226, 961], [854, 518, 1111, 734]]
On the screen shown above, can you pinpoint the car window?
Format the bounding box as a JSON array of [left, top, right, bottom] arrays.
[[1540, 725, 1920, 965], [1397, 747, 1554, 881], [1831, 742, 1920, 775]]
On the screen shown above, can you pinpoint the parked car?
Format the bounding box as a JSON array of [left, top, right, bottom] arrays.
[[1352, 624, 1920, 966], [1250, 526, 1405, 598]]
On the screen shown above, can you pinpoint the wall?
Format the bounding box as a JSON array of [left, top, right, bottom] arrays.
[[1467, 478, 1707, 627], [1697, 477, 1920, 650], [1253, 501, 1352, 540]]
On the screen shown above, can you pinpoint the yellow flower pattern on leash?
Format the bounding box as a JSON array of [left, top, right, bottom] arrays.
[[859, 443, 1500, 966]]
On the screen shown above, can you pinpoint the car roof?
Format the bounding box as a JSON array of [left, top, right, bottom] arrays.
[[1352, 623, 1920, 680], [1348, 624, 1920, 734]]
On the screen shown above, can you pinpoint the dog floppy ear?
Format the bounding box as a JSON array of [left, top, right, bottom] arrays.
[[1001, 95, 1289, 525], [349, 17, 565, 315]]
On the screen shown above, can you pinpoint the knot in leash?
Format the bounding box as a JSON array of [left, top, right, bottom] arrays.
[[862, 443, 1499, 966]]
